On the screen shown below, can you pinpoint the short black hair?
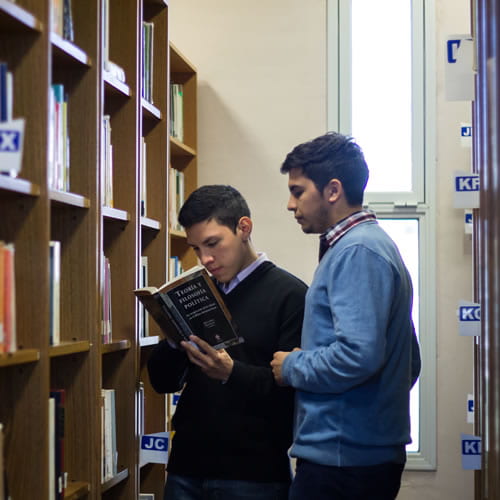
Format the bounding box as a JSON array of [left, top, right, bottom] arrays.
[[280, 132, 369, 205], [178, 184, 251, 232]]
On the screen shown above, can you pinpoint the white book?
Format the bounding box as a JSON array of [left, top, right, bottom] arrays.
[[139, 256, 149, 337], [49, 241, 61, 345], [101, 389, 117, 480], [102, 0, 110, 68], [101, 389, 112, 481]]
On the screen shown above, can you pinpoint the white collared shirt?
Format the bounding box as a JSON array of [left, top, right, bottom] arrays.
[[218, 252, 268, 294]]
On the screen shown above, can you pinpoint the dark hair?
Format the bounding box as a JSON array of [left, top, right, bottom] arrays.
[[280, 132, 369, 205], [178, 184, 251, 232]]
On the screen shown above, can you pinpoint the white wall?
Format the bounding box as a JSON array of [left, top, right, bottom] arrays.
[[401, 1, 475, 498], [169, 1, 475, 498], [169, 0, 326, 284]]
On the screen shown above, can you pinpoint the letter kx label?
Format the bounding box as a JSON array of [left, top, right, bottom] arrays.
[[456, 176, 479, 192], [459, 306, 480, 321], [0, 130, 21, 152], [462, 439, 481, 455]]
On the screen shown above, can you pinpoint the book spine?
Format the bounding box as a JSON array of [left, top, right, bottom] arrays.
[[159, 293, 193, 337]]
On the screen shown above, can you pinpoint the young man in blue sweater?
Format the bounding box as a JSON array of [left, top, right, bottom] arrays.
[[148, 185, 307, 500], [271, 132, 421, 500]]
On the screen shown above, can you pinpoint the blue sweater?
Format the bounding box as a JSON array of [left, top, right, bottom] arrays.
[[282, 220, 421, 467]]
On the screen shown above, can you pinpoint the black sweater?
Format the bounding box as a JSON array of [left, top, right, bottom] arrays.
[[147, 261, 307, 482]]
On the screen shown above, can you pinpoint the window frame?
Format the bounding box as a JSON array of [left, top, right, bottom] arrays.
[[327, 0, 437, 470]]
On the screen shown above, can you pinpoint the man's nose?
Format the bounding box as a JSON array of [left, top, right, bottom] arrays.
[[199, 252, 214, 265]]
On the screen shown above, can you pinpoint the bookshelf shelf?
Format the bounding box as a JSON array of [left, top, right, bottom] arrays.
[[102, 205, 130, 222], [141, 216, 161, 231], [0, 0, 42, 32], [139, 335, 160, 347], [51, 33, 92, 67], [0, 349, 40, 367], [103, 71, 131, 98], [64, 480, 90, 500], [169, 228, 187, 239], [101, 468, 129, 492], [142, 98, 162, 121], [49, 189, 91, 208], [0, 176, 40, 196], [49, 341, 91, 358], [102, 339, 131, 354], [170, 136, 197, 158]]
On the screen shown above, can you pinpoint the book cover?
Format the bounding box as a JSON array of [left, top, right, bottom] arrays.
[[134, 265, 242, 350]]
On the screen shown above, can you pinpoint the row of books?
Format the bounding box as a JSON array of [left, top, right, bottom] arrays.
[[138, 254, 185, 339], [49, 241, 61, 346], [0, 242, 15, 354], [142, 22, 154, 103], [169, 167, 185, 231], [102, 0, 126, 84], [51, 0, 74, 42], [102, 255, 112, 344], [48, 84, 70, 191], [102, 115, 114, 207], [170, 83, 184, 142], [14, 241, 117, 349], [169, 255, 184, 280], [101, 388, 118, 483], [48, 387, 120, 497]]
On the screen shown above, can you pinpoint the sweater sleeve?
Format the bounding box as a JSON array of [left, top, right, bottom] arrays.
[[226, 304, 304, 398], [411, 322, 421, 387], [282, 246, 396, 393], [147, 339, 189, 394]]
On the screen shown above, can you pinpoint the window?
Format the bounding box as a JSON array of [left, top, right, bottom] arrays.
[[327, 0, 436, 469]]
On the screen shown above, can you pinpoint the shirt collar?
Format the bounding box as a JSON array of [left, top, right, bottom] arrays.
[[319, 209, 377, 261], [218, 252, 268, 294]]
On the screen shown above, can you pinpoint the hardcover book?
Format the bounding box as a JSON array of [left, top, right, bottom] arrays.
[[134, 265, 242, 350]]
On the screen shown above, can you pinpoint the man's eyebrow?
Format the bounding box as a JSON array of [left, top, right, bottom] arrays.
[[187, 235, 218, 247]]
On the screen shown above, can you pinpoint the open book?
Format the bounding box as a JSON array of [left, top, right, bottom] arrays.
[[134, 265, 243, 350]]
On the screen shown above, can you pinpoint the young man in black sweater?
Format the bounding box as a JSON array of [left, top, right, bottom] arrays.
[[147, 185, 307, 500]]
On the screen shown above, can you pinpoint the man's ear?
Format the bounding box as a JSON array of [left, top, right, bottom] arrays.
[[324, 179, 342, 204], [237, 216, 253, 241]]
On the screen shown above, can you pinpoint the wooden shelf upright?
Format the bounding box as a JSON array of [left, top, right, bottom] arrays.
[[0, 0, 198, 498], [169, 42, 198, 275]]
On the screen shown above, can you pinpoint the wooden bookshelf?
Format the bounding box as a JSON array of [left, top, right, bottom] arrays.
[[0, 0, 197, 498], [169, 43, 198, 274]]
